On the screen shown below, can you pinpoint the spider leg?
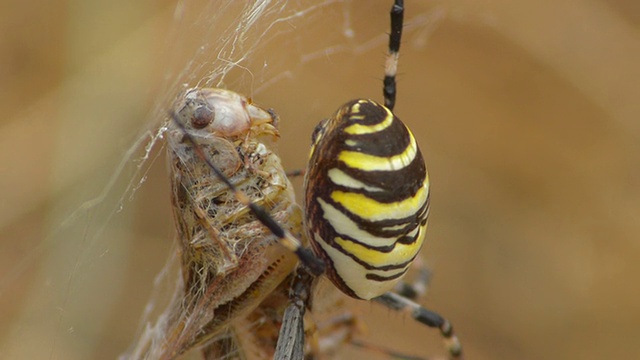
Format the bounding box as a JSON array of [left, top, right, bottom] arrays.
[[393, 257, 432, 301], [285, 169, 305, 178], [373, 292, 463, 359], [384, 0, 404, 111]]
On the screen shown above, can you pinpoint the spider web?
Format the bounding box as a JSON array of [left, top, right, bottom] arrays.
[[0, 1, 444, 359]]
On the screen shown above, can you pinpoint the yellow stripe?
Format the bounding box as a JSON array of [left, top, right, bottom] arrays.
[[333, 222, 426, 268], [338, 130, 417, 171], [318, 198, 400, 248], [314, 234, 403, 299], [330, 181, 428, 222], [343, 105, 393, 135]]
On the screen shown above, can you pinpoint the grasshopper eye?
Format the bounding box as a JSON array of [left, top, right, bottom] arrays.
[[191, 105, 214, 129]]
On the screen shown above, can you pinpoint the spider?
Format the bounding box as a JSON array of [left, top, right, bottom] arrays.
[[165, 1, 463, 358]]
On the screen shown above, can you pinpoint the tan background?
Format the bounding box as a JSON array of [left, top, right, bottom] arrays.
[[1, 0, 639, 359]]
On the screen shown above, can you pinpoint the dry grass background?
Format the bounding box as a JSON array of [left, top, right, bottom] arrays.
[[1, 0, 639, 359]]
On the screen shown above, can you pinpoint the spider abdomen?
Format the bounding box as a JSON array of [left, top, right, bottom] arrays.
[[305, 99, 430, 300]]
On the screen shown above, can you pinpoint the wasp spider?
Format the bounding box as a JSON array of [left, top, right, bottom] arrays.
[[165, 0, 462, 358]]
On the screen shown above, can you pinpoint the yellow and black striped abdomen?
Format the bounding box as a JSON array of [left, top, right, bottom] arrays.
[[304, 99, 430, 300]]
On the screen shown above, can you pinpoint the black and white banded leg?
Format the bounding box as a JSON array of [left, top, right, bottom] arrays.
[[374, 293, 463, 359]]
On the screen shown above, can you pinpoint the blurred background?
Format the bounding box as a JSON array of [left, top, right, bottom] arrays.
[[1, 0, 639, 359]]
